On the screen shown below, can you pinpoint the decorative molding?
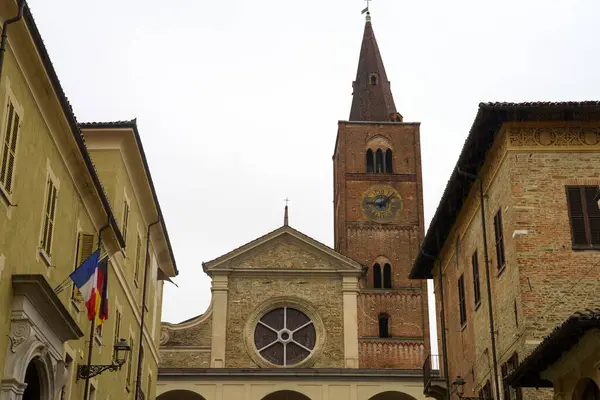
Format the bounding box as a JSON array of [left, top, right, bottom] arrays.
[[159, 328, 170, 346], [8, 322, 30, 353], [345, 173, 416, 182], [243, 296, 326, 369], [346, 223, 418, 232], [508, 126, 600, 147]]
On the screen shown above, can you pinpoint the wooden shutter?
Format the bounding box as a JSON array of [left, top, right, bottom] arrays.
[[458, 275, 466, 326], [567, 187, 588, 246], [113, 310, 121, 349], [494, 210, 505, 269], [0, 103, 19, 192], [41, 179, 58, 255], [472, 251, 481, 306], [135, 234, 142, 283], [584, 187, 600, 246], [122, 201, 129, 246], [72, 233, 95, 303]]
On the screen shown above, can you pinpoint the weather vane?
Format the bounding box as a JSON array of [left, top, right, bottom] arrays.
[[362, 0, 371, 14]]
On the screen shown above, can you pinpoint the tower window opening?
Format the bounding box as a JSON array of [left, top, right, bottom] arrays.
[[375, 149, 384, 173], [378, 313, 390, 338], [370, 74, 378, 85], [366, 149, 374, 173], [383, 263, 392, 288], [373, 263, 382, 288], [385, 149, 393, 173]]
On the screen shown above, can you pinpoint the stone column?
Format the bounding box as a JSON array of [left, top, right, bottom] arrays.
[[210, 273, 229, 368], [342, 275, 359, 368]]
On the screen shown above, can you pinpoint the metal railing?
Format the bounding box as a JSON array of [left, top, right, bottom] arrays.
[[423, 354, 443, 389]]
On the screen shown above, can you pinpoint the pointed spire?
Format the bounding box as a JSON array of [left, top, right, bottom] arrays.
[[349, 15, 400, 122], [284, 198, 290, 226]]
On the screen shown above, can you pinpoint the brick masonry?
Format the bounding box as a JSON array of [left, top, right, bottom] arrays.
[[432, 122, 600, 399], [334, 121, 430, 368]]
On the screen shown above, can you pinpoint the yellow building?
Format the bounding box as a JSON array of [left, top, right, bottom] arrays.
[[0, 2, 177, 399]]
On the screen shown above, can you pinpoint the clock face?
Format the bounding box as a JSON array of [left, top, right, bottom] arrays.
[[361, 185, 402, 223]]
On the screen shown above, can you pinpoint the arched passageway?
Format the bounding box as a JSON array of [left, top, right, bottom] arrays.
[[22, 358, 42, 400], [157, 389, 207, 400], [368, 391, 418, 400], [573, 378, 600, 400], [262, 390, 311, 400]]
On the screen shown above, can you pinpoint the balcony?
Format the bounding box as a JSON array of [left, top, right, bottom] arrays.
[[423, 354, 448, 399]]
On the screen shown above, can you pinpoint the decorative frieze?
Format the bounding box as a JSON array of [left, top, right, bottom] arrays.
[[508, 126, 600, 147]]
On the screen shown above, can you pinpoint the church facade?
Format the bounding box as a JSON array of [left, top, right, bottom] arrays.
[[157, 14, 430, 400]]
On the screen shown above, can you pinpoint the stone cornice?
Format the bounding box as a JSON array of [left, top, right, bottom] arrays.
[[346, 223, 419, 232], [345, 173, 417, 182]]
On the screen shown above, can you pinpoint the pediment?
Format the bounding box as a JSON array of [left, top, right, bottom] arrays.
[[202, 226, 362, 274]]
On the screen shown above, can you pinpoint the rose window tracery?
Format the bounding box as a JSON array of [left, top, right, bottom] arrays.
[[253, 307, 316, 366]]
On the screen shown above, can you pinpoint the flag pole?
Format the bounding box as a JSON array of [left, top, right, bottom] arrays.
[[83, 224, 108, 400]]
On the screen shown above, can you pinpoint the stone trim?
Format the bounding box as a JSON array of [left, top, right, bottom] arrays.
[[158, 367, 423, 379]]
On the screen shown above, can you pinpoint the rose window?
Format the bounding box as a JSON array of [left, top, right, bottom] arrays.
[[253, 307, 316, 366]]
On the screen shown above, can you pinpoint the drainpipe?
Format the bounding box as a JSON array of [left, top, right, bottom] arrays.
[[421, 247, 451, 400], [0, 0, 25, 81], [134, 219, 160, 399], [456, 167, 501, 400]]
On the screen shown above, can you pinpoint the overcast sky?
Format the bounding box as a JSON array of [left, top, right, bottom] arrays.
[[28, 0, 600, 353]]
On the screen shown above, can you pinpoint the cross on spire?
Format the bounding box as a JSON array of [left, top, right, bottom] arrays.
[[362, 0, 371, 16]]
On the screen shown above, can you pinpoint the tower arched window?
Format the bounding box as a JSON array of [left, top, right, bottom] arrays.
[[375, 149, 384, 173], [373, 263, 382, 288], [383, 263, 392, 288], [370, 75, 378, 85], [378, 313, 390, 338], [366, 149, 374, 173], [385, 149, 393, 173]]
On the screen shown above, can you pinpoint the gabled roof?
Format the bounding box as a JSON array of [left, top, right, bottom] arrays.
[[202, 224, 363, 272], [79, 120, 178, 277], [20, 3, 125, 248], [506, 308, 600, 388], [349, 15, 398, 122], [410, 101, 600, 279]]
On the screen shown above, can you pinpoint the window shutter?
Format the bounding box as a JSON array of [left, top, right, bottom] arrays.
[[0, 103, 14, 189], [568, 187, 588, 246], [584, 187, 600, 245], [5, 111, 19, 192], [135, 235, 142, 283], [41, 179, 58, 255]]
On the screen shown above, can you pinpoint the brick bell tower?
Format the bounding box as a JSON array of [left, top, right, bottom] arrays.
[[333, 12, 430, 368]]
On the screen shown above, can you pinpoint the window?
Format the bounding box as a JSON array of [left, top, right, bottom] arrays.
[[113, 310, 122, 357], [369, 74, 378, 85], [479, 381, 492, 399], [383, 263, 392, 289], [40, 178, 58, 257], [122, 200, 130, 246], [494, 209, 505, 270], [366, 149, 374, 173], [502, 353, 523, 400], [0, 101, 20, 193], [566, 186, 600, 248], [458, 274, 466, 327], [378, 313, 390, 338], [375, 149, 384, 173], [373, 263, 382, 288], [126, 336, 134, 389], [472, 251, 481, 307], [134, 234, 142, 285], [385, 149, 393, 173], [72, 233, 95, 303], [514, 299, 518, 328]]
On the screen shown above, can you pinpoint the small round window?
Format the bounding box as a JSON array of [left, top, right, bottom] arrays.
[[253, 307, 316, 366]]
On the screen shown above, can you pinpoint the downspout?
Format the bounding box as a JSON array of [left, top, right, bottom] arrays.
[[0, 0, 25, 81], [456, 167, 501, 400], [134, 218, 160, 399], [422, 245, 450, 400]]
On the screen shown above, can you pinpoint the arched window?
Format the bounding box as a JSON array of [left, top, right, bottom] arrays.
[[370, 75, 378, 85], [385, 149, 393, 173], [373, 264, 382, 288], [383, 263, 392, 288], [375, 149, 384, 173], [366, 149, 374, 173], [583, 380, 600, 400], [378, 313, 390, 338]]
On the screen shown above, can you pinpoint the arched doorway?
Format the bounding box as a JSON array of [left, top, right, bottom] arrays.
[[368, 391, 418, 400], [573, 378, 600, 400], [262, 390, 311, 400], [157, 389, 206, 400], [22, 358, 42, 400]]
